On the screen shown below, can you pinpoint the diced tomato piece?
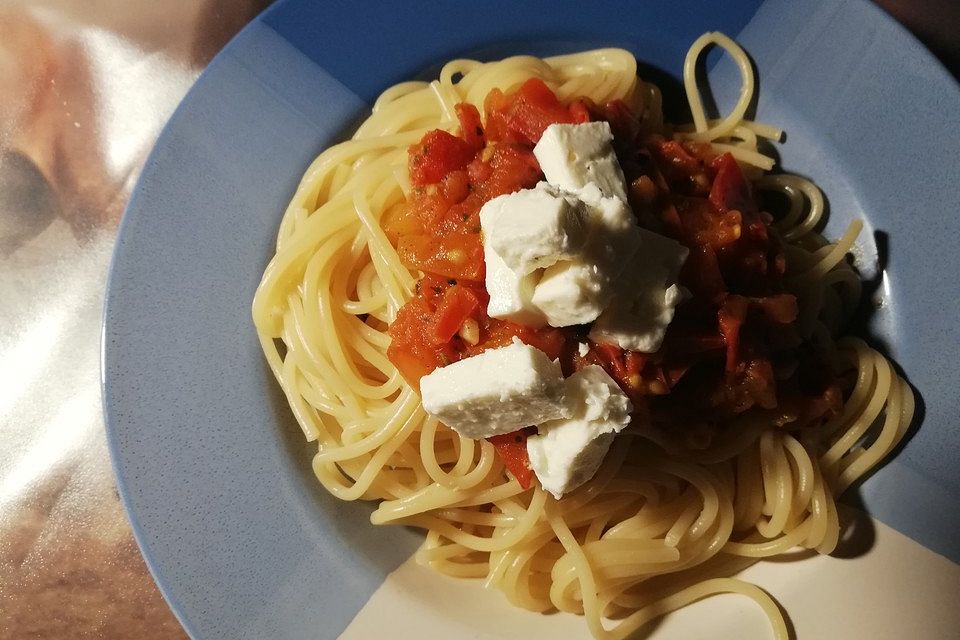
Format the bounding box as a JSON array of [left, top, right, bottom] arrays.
[[431, 285, 481, 344], [409, 188, 448, 229], [417, 273, 452, 309], [409, 130, 475, 186], [675, 196, 743, 249], [517, 325, 568, 361], [710, 152, 755, 215], [470, 320, 568, 361], [568, 98, 594, 124], [441, 170, 471, 204], [624, 351, 647, 376], [602, 99, 639, 143], [750, 294, 798, 324], [387, 297, 456, 386], [397, 233, 484, 280], [467, 154, 493, 184], [381, 202, 424, 244], [743, 358, 777, 409], [482, 144, 542, 199], [455, 103, 485, 152], [588, 342, 647, 398], [484, 78, 575, 145], [652, 139, 703, 177], [488, 429, 535, 489], [387, 344, 434, 390], [683, 244, 726, 300], [718, 295, 749, 375], [665, 331, 726, 355]]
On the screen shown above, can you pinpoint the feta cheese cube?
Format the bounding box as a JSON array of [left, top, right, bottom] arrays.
[[527, 365, 633, 498], [534, 122, 628, 202], [576, 184, 642, 276], [531, 185, 641, 326], [419, 339, 569, 439], [480, 183, 589, 275], [484, 244, 546, 327], [589, 229, 689, 352], [530, 258, 606, 327]]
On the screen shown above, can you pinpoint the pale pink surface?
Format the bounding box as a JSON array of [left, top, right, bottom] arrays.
[[0, 2, 266, 638]]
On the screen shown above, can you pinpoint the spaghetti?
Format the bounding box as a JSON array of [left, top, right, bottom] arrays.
[[252, 32, 913, 639]]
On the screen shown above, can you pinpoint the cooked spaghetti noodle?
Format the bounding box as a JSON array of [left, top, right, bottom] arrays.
[[252, 32, 913, 639]]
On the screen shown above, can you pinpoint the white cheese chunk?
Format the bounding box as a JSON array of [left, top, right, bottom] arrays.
[[534, 122, 628, 202], [531, 185, 641, 326], [419, 339, 569, 439], [527, 365, 633, 498], [483, 244, 546, 327], [480, 183, 589, 275], [589, 229, 689, 352], [530, 259, 606, 327]]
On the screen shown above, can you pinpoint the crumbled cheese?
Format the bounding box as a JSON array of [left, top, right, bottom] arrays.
[[527, 365, 633, 498], [419, 339, 569, 439]]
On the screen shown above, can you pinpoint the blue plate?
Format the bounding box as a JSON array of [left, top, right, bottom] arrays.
[[102, 0, 960, 638]]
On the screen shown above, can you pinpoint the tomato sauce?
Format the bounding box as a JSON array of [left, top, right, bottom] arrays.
[[385, 79, 576, 391], [385, 79, 840, 485]]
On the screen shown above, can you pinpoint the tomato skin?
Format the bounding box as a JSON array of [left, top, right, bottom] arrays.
[[602, 99, 639, 143], [653, 139, 704, 177], [467, 319, 568, 361], [388, 344, 435, 390], [381, 203, 424, 245], [488, 429, 535, 489], [455, 103, 485, 152], [484, 78, 575, 145], [480, 143, 542, 200], [409, 130, 475, 186], [431, 285, 481, 344], [676, 196, 743, 250], [568, 98, 593, 124], [682, 244, 726, 300], [709, 152, 754, 214], [582, 342, 647, 399], [387, 297, 456, 386], [718, 294, 749, 375], [397, 233, 485, 281]]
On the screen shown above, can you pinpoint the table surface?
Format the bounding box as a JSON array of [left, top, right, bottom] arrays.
[[0, 1, 955, 638]]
